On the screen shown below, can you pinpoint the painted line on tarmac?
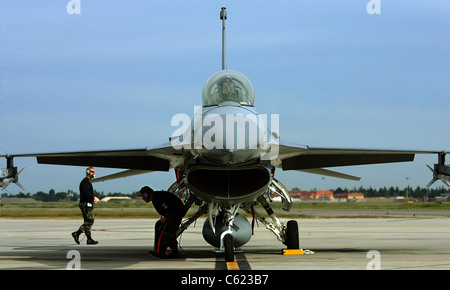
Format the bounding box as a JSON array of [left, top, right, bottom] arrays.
[[215, 249, 252, 270]]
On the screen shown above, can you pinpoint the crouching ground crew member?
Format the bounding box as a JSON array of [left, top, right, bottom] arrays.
[[72, 167, 98, 245], [140, 186, 185, 258]]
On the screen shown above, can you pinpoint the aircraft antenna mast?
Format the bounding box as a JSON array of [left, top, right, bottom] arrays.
[[220, 7, 227, 70]]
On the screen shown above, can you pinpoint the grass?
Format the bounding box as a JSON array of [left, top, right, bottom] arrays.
[[1, 200, 448, 218], [0, 208, 162, 218], [281, 202, 450, 210]]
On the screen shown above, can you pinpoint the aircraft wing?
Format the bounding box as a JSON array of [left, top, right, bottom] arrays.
[[0, 143, 184, 172], [272, 140, 443, 179], [294, 168, 361, 181], [89, 169, 155, 183]]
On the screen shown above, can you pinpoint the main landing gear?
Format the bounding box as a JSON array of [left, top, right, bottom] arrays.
[[175, 194, 300, 263], [218, 196, 301, 262], [244, 195, 300, 251]]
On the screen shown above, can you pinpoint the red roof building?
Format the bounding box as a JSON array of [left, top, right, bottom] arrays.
[[284, 190, 334, 200], [334, 193, 364, 199]]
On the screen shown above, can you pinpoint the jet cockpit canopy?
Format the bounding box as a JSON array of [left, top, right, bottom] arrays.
[[202, 70, 255, 106]]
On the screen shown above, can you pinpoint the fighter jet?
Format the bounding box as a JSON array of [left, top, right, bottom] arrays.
[[0, 156, 25, 191], [426, 152, 450, 187], [1, 7, 448, 262]]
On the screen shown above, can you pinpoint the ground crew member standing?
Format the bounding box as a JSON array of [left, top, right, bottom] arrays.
[[140, 186, 185, 258], [72, 167, 98, 245]]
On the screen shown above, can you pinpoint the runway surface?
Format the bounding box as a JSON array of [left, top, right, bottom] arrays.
[[1, 215, 449, 270]]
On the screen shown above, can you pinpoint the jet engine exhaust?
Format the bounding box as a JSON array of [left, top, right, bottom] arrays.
[[186, 165, 272, 204], [202, 213, 252, 248]]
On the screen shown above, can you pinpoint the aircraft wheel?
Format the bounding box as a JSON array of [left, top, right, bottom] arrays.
[[286, 220, 299, 249], [224, 234, 234, 262]]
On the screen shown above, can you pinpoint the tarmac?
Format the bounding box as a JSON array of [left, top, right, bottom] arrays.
[[0, 214, 449, 270]]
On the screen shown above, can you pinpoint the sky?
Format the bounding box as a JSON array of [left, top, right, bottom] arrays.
[[0, 0, 448, 195]]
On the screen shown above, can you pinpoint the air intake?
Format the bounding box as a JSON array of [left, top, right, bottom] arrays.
[[186, 165, 271, 204]]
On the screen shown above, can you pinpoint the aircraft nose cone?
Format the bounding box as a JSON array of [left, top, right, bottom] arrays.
[[193, 105, 265, 164], [201, 148, 261, 164]]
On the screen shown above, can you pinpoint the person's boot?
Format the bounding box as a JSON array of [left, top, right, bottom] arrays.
[[168, 247, 181, 258], [71, 230, 82, 245], [86, 234, 98, 245], [166, 239, 181, 258]]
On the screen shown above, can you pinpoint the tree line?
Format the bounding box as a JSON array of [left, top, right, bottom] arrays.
[[1, 185, 448, 202], [1, 189, 141, 202], [333, 185, 449, 199]]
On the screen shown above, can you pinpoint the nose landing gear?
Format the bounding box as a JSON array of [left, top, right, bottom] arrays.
[[223, 233, 234, 262]]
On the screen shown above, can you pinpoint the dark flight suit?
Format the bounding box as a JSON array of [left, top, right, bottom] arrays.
[[78, 177, 95, 236], [152, 191, 185, 257]]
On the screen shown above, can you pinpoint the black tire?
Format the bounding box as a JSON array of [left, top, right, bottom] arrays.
[[286, 220, 299, 249], [224, 234, 234, 262]]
